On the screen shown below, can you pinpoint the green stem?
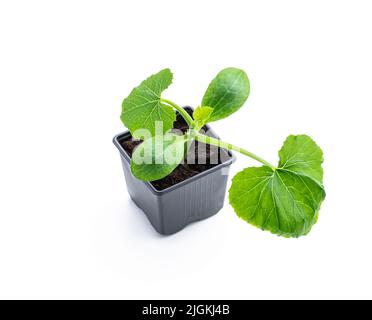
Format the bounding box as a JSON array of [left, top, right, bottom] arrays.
[[159, 101, 274, 169], [161, 98, 194, 126], [194, 132, 276, 170]]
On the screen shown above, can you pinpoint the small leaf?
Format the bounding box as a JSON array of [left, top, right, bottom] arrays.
[[131, 133, 190, 181], [202, 68, 250, 122], [121, 69, 176, 139], [193, 106, 214, 122], [229, 135, 325, 238]]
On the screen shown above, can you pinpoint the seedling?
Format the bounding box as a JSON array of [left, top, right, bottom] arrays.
[[120, 68, 326, 237]]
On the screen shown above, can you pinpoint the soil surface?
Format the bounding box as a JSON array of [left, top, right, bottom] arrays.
[[120, 107, 231, 191]]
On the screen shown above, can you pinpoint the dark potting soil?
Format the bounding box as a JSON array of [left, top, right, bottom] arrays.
[[120, 108, 231, 191]]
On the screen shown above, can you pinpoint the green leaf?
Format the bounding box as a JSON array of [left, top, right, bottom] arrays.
[[202, 68, 250, 122], [279, 135, 324, 185], [121, 69, 176, 139], [229, 135, 325, 238], [131, 133, 190, 181], [193, 106, 214, 122]]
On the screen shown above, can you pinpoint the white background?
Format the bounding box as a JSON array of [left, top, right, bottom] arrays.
[[1, 0, 371, 300]]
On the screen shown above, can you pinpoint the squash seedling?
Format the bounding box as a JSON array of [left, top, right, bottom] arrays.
[[120, 68, 325, 237]]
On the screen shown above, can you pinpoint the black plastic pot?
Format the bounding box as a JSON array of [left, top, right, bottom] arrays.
[[113, 108, 235, 235]]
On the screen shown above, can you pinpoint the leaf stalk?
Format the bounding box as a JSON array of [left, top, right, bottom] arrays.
[[193, 132, 276, 170], [161, 98, 276, 170], [161, 98, 194, 126]]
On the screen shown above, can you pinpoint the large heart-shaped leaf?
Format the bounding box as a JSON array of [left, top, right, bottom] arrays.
[[131, 133, 190, 181], [121, 69, 176, 139], [202, 68, 250, 122], [229, 135, 325, 238]]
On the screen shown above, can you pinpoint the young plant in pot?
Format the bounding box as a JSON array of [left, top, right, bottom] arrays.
[[113, 68, 326, 237]]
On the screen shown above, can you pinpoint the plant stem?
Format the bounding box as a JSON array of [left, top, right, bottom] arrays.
[[159, 101, 275, 169], [161, 98, 194, 126], [194, 132, 276, 170]]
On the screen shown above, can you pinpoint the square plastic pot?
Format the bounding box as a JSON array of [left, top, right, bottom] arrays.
[[113, 108, 235, 235]]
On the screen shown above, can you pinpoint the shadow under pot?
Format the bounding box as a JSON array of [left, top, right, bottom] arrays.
[[113, 107, 235, 235]]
